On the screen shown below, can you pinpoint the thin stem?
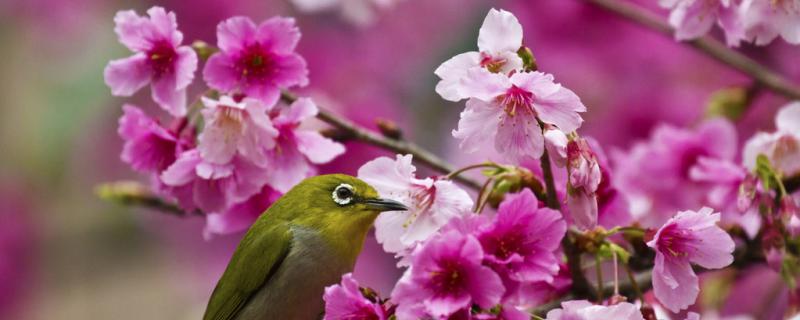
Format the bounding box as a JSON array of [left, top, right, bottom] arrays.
[[280, 91, 483, 190], [445, 162, 501, 180], [540, 148, 561, 210], [581, 0, 800, 101], [613, 249, 620, 297], [595, 254, 604, 303], [624, 262, 644, 301], [95, 181, 201, 217]]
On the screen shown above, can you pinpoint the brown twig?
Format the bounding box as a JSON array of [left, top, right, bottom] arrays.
[[582, 0, 800, 101], [95, 181, 200, 217], [280, 91, 482, 190]]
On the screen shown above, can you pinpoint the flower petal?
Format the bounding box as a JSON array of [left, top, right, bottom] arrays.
[[216, 16, 257, 53], [203, 53, 239, 93], [256, 16, 301, 54], [295, 131, 346, 164], [104, 54, 151, 96], [477, 8, 523, 54], [151, 73, 187, 117], [434, 51, 481, 102]]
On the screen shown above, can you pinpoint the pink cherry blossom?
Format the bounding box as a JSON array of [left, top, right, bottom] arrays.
[[613, 119, 737, 227], [118, 104, 191, 173], [739, 0, 800, 45], [566, 138, 601, 230], [476, 189, 566, 305], [323, 273, 388, 320], [647, 207, 735, 313], [545, 300, 644, 320], [434, 8, 524, 101], [203, 16, 308, 105], [203, 185, 282, 239], [544, 128, 568, 167], [452, 70, 586, 164], [159, 149, 269, 213], [198, 95, 278, 166], [659, 0, 745, 46], [743, 102, 800, 177], [358, 154, 473, 260], [391, 231, 504, 319], [264, 98, 345, 192], [104, 7, 197, 116]]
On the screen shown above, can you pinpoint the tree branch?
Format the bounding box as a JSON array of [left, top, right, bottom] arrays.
[[95, 181, 200, 217], [581, 0, 800, 101], [280, 91, 483, 190]]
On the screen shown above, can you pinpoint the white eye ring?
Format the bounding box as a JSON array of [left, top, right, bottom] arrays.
[[332, 184, 355, 205]]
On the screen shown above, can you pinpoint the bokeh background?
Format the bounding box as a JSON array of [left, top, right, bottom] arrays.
[[0, 0, 797, 319]]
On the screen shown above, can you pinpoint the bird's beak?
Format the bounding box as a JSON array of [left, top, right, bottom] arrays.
[[363, 198, 408, 211]]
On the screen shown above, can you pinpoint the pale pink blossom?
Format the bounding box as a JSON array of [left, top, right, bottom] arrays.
[[743, 101, 800, 177], [104, 7, 197, 116], [545, 300, 644, 320], [659, 0, 745, 46], [435, 8, 524, 101], [264, 98, 345, 192], [544, 128, 568, 167], [566, 138, 601, 230], [118, 104, 191, 173], [159, 149, 269, 213], [203, 16, 308, 105], [452, 70, 585, 164], [358, 154, 473, 260], [739, 0, 800, 45], [391, 231, 504, 319], [647, 207, 735, 313], [198, 95, 278, 166]]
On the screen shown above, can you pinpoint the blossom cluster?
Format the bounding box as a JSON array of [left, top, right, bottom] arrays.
[[102, 5, 800, 320], [660, 0, 800, 46], [105, 7, 344, 238]]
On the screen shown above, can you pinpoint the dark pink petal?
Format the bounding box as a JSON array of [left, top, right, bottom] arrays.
[[113, 10, 150, 52], [216, 16, 257, 52], [145, 6, 181, 46], [193, 179, 228, 213], [161, 150, 203, 186], [151, 72, 187, 117], [265, 139, 314, 193], [104, 54, 151, 96], [204, 186, 280, 239], [242, 83, 281, 107], [255, 17, 301, 54], [275, 97, 318, 126], [173, 46, 197, 90], [203, 53, 239, 93], [271, 53, 309, 87]]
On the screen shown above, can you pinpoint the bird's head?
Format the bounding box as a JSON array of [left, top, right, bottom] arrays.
[[275, 174, 407, 233]]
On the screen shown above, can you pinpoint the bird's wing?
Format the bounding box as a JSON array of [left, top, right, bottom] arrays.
[[203, 222, 293, 320]]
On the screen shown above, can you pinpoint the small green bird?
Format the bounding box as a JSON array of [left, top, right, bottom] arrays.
[[202, 174, 407, 320]]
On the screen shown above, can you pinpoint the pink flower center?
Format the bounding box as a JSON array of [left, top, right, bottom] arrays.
[[214, 106, 246, 139], [485, 232, 525, 262], [147, 41, 177, 78], [656, 223, 691, 258], [499, 85, 535, 118], [430, 260, 467, 295], [410, 183, 437, 212], [237, 44, 276, 83], [480, 53, 507, 73]]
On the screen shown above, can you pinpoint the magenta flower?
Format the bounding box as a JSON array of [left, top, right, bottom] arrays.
[[198, 95, 278, 166], [264, 98, 346, 192], [477, 189, 566, 284], [391, 231, 504, 319], [647, 207, 735, 313], [545, 300, 644, 320], [358, 154, 473, 260], [659, 0, 744, 46], [434, 8, 524, 101], [323, 273, 388, 320], [739, 0, 800, 45], [565, 138, 601, 230], [743, 102, 800, 177], [613, 119, 737, 227], [203, 16, 308, 105], [104, 7, 197, 116], [203, 185, 282, 239], [452, 70, 585, 164], [118, 104, 191, 173], [159, 149, 269, 213]]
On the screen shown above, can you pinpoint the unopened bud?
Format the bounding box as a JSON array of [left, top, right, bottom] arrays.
[[706, 86, 753, 121], [376, 118, 402, 140], [192, 40, 219, 62], [517, 46, 537, 72]]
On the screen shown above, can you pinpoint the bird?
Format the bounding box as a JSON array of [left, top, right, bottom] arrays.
[[202, 174, 408, 320]]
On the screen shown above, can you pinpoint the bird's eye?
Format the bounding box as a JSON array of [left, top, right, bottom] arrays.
[[332, 184, 355, 205]]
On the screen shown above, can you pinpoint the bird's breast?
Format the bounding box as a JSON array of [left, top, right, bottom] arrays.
[[235, 226, 354, 320]]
